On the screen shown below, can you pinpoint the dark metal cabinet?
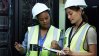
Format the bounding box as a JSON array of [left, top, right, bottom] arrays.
[[0, 0, 12, 56]]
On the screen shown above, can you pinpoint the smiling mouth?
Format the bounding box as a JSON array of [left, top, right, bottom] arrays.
[[70, 19, 73, 21], [43, 24, 48, 26], [43, 23, 47, 25]]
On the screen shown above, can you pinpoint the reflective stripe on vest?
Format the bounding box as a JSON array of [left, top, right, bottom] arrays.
[[64, 23, 90, 52], [27, 25, 61, 56], [64, 27, 72, 47], [27, 25, 39, 56]]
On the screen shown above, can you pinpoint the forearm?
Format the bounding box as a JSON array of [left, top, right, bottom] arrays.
[[70, 45, 97, 56], [70, 51, 96, 56], [18, 47, 26, 54]]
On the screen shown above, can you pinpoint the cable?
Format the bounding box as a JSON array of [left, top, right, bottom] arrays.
[[8, 0, 12, 56]]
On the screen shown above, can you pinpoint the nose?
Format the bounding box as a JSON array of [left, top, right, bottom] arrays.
[[68, 15, 71, 19], [43, 19, 47, 23]]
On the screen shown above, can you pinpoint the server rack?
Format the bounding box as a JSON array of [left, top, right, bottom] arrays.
[[0, 0, 12, 56]]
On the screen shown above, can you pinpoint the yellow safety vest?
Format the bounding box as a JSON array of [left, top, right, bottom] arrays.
[[64, 23, 90, 52], [27, 25, 61, 56]]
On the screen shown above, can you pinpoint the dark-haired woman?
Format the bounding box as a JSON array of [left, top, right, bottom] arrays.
[[59, 0, 97, 56]]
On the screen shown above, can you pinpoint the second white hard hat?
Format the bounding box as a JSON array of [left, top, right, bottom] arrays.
[[64, 0, 87, 9], [32, 3, 50, 19]]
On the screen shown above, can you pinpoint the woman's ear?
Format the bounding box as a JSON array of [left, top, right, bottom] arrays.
[[78, 9, 83, 16], [80, 7, 85, 14]]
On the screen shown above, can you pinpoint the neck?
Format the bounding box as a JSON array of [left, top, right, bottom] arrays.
[[39, 25, 50, 30], [40, 27, 49, 38], [40, 26, 50, 31], [74, 19, 83, 29], [40, 27, 48, 31]]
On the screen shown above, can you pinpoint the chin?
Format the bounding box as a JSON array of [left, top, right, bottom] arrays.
[[71, 22, 74, 24], [71, 21, 76, 24], [42, 26, 48, 29]]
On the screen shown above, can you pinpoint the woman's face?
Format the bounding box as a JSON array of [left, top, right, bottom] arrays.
[[37, 11, 50, 29], [66, 8, 82, 24]]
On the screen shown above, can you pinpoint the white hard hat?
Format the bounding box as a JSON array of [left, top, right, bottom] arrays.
[[32, 3, 50, 19], [65, 0, 87, 9]]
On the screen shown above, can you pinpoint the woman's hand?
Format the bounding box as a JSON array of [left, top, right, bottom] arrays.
[[63, 47, 70, 55], [63, 47, 72, 55], [51, 40, 61, 50], [56, 50, 66, 56], [14, 42, 23, 52]]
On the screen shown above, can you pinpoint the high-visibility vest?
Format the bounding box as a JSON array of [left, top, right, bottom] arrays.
[[64, 23, 90, 52], [26, 25, 61, 56]]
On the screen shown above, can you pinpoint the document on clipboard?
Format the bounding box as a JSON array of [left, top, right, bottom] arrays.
[[38, 45, 65, 54], [43, 47, 61, 53]]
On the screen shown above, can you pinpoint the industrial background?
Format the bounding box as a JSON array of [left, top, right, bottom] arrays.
[[0, 0, 99, 56]]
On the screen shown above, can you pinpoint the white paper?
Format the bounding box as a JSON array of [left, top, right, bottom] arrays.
[[38, 45, 65, 54], [43, 47, 61, 53]]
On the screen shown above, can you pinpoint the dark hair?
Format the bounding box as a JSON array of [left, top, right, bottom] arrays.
[[67, 6, 88, 22]]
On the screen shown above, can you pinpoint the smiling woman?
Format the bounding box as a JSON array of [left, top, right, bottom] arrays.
[[66, 6, 88, 25], [58, 0, 97, 56]]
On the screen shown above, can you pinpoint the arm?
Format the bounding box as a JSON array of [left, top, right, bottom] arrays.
[[51, 31, 64, 56], [14, 42, 25, 54], [51, 31, 64, 50], [70, 44, 97, 56], [63, 45, 97, 56], [58, 31, 64, 50], [21, 31, 28, 54], [15, 31, 28, 54]]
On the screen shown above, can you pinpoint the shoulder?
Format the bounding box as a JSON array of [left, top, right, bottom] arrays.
[[65, 27, 72, 34], [28, 25, 39, 28], [28, 25, 39, 29], [86, 26, 97, 44], [87, 26, 96, 34], [51, 25, 61, 30]]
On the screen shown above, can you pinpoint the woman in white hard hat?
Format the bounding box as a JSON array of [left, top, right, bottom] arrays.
[[14, 3, 63, 56], [58, 0, 97, 56]]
